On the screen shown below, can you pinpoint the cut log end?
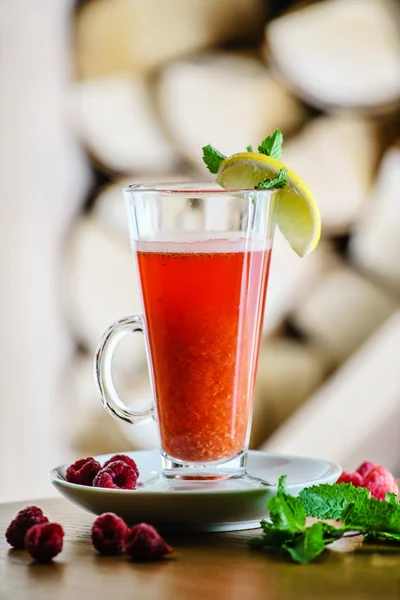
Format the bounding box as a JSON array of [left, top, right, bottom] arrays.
[[266, 0, 400, 114]]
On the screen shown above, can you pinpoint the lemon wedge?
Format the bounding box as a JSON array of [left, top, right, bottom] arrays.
[[216, 152, 321, 257]]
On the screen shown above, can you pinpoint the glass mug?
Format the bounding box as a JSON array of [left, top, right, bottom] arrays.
[[95, 182, 277, 481]]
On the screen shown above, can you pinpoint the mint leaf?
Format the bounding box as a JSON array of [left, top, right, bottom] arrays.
[[256, 168, 288, 190], [299, 483, 370, 520], [268, 475, 306, 534], [283, 522, 344, 565], [343, 498, 400, 534], [385, 492, 399, 506], [249, 517, 295, 549], [247, 144, 253, 152], [258, 129, 283, 160], [202, 145, 226, 174], [283, 522, 326, 564]]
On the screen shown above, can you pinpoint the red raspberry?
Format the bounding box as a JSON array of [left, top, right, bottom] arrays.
[[363, 466, 399, 501], [103, 454, 139, 479], [336, 471, 363, 487], [124, 523, 172, 562], [25, 523, 64, 562], [93, 460, 137, 490], [91, 513, 127, 555], [356, 461, 376, 479], [66, 457, 102, 486], [5, 506, 49, 550]]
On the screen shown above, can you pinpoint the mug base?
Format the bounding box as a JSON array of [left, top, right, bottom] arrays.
[[160, 450, 247, 481]]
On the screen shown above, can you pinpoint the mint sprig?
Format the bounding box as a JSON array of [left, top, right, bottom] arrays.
[[249, 476, 400, 564], [258, 129, 283, 160], [202, 145, 226, 174], [256, 168, 288, 190]]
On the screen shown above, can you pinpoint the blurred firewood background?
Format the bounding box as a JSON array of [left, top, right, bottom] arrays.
[[1, 0, 399, 500]]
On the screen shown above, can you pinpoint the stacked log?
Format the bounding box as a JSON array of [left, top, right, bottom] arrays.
[[157, 53, 306, 170], [67, 356, 159, 455], [63, 217, 145, 374], [350, 144, 400, 294], [282, 117, 381, 235], [75, 0, 265, 79], [70, 76, 179, 174], [251, 339, 327, 448], [290, 266, 397, 366], [61, 0, 400, 467], [266, 0, 400, 114], [262, 313, 400, 474]]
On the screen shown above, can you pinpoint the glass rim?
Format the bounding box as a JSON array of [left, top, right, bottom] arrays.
[[123, 181, 275, 195]]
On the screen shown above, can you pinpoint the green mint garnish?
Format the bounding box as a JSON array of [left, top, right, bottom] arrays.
[[268, 475, 306, 533], [343, 498, 400, 535], [282, 522, 328, 565], [248, 476, 400, 564], [256, 168, 288, 190], [299, 483, 370, 520], [202, 144, 226, 174], [258, 129, 283, 160], [202, 129, 285, 183]]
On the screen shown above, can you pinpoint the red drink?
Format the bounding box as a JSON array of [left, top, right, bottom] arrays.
[[137, 239, 272, 463]]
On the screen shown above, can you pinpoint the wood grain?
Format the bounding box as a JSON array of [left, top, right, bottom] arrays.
[[1, 498, 399, 600]]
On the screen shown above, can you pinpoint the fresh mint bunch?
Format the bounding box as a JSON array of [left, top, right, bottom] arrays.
[[249, 476, 343, 564], [248, 476, 400, 564]]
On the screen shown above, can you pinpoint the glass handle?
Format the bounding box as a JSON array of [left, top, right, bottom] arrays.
[[94, 316, 154, 425]]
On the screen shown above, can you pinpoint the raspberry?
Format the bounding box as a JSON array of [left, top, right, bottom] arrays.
[[25, 523, 64, 562], [363, 466, 399, 501], [356, 461, 376, 479], [5, 506, 49, 550], [124, 523, 172, 562], [91, 513, 127, 555], [66, 457, 102, 486], [103, 454, 139, 479], [336, 471, 363, 487], [93, 460, 137, 490]]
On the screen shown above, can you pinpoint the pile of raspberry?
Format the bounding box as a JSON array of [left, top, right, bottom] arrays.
[[5, 507, 171, 563], [5, 454, 172, 563], [65, 453, 139, 490], [5, 506, 64, 562], [337, 461, 399, 500], [91, 513, 172, 560]]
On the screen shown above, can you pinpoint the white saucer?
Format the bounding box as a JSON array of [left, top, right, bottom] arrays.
[[49, 450, 341, 532]]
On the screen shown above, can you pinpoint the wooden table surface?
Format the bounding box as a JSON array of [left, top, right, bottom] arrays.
[[1, 497, 399, 600]]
